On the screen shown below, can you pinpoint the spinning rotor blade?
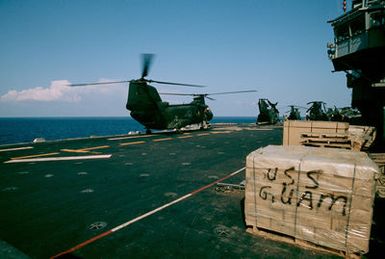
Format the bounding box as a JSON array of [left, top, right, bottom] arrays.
[[141, 53, 154, 78], [148, 80, 206, 88], [68, 80, 131, 87]]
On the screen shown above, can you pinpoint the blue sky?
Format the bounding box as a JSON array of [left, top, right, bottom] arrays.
[[0, 0, 350, 117]]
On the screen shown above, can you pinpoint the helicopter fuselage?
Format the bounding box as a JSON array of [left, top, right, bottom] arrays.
[[126, 81, 213, 130], [257, 99, 279, 125]]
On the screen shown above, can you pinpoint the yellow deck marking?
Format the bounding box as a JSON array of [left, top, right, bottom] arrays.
[[61, 145, 110, 153], [11, 152, 60, 160], [120, 141, 146, 146], [153, 137, 173, 142], [178, 135, 193, 139], [80, 145, 110, 151], [5, 154, 112, 164], [108, 135, 154, 141], [197, 133, 210, 136], [211, 131, 232, 134], [60, 149, 90, 153]]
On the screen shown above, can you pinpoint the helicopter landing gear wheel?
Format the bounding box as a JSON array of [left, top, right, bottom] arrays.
[[200, 121, 209, 130], [146, 129, 152, 135]]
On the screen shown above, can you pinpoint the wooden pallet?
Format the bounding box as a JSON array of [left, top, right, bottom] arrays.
[[349, 126, 376, 151], [300, 132, 352, 149], [301, 132, 350, 139], [246, 225, 362, 259]]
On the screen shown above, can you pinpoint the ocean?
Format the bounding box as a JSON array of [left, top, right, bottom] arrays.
[[0, 117, 256, 145]]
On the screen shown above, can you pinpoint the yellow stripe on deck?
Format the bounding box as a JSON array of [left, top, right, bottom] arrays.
[[211, 131, 232, 134], [11, 152, 60, 160], [108, 135, 154, 141], [6, 154, 112, 164], [197, 133, 210, 136], [152, 137, 173, 142], [81, 145, 110, 151], [178, 135, 193, 139], [61, 149, 90, 153], [120, 141, 146, 146], [61, 145, 110, 153]]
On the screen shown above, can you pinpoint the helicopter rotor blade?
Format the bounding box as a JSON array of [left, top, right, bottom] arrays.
[[158, 92, 194, 96], [68, 80, 132, 87], [159, 89, 256, 97], [147, 80, 206, 88], [159, 92, 217, 101], [206, 90, 257, 96], [141, 53, 154, 79]]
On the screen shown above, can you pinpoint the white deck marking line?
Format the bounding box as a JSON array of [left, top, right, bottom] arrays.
[[0, 146, 33, 152], [5, 154, 112, 163], [119, 141, 146, 146], [11, 152, 60, 160], [51, 167, 245, 258], [254, 128, 274, 131], [108, 135, 154, 141], [197, 133, 210, 136]]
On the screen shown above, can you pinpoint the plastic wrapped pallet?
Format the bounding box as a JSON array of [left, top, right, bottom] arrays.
[[245, 145, 379, 255]]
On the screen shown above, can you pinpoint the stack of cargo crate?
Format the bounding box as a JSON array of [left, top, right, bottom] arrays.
[[283, 120, 350, 147], [283, 120, 376, 151], [245, 145, 379, 256]]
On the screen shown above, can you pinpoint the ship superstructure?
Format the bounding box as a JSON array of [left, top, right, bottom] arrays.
[[328, 0, 385, 143]]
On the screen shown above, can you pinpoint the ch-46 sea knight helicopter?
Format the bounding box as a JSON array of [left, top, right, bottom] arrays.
[[70, 54, 256, 133], [306, 101, 329, 121], [256, 98, 280, 125], [286, 105, 304, 120]]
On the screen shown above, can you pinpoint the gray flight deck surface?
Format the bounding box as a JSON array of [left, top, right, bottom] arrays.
[[0, 124, 339, 258]]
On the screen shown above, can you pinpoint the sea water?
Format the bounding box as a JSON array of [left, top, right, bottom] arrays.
[[0, 117, 256, 145]]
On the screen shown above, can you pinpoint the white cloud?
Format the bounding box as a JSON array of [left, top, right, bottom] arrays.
[[0, 79, 124, 102], [0, 80, 79, 102]]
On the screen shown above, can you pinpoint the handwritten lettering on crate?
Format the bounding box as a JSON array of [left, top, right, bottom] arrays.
[[258, 167, 348, 216]]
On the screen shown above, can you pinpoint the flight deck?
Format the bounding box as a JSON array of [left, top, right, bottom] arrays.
[[9, 124, 384, 258], [0, 124, 353, 258]]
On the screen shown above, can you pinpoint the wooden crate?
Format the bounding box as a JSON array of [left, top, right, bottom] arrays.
[[283, 120, 376, 151], [245, 145, 378, 255], [300, 132, 352, 149], [283, 120, 349, 146]]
